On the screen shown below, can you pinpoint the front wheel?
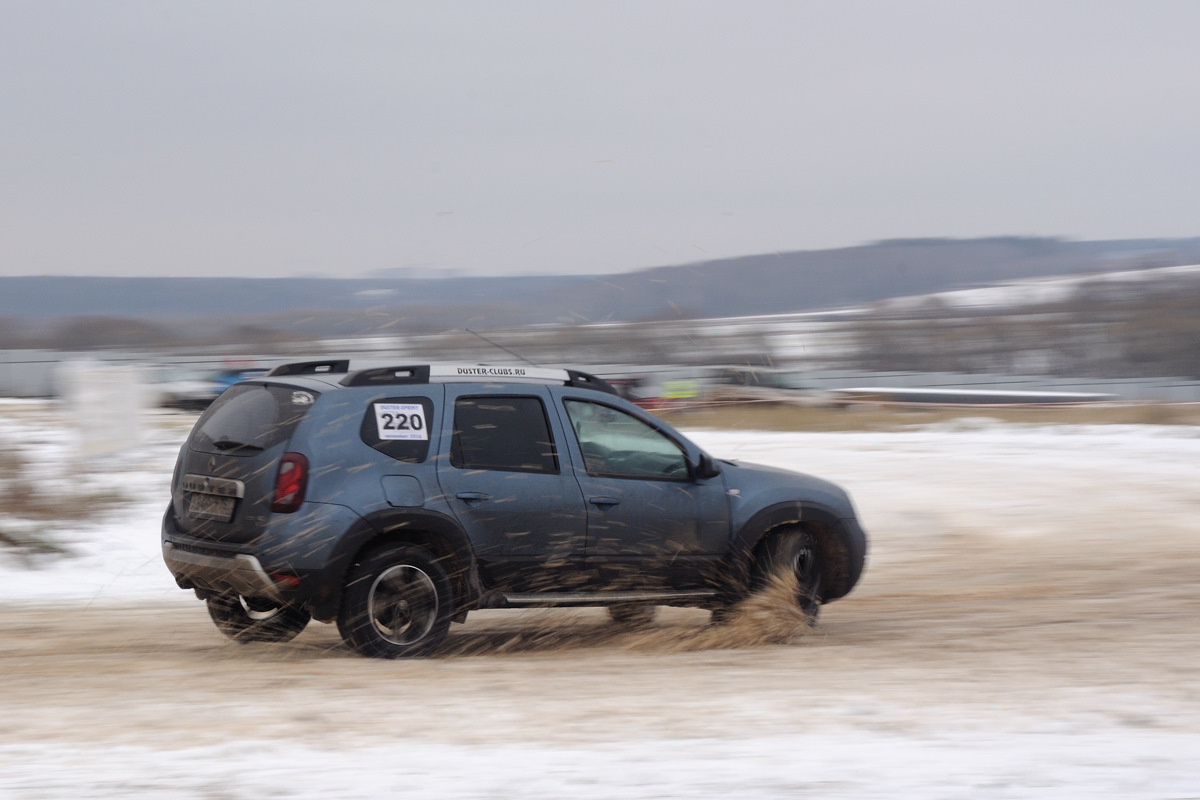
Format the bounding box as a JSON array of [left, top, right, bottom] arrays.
[[337, 544, 454, 658], [206, 592, 311, 643], [754, 527, 823, 623]]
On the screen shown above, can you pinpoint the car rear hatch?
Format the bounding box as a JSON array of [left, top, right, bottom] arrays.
[[171, 382, 319, 544]]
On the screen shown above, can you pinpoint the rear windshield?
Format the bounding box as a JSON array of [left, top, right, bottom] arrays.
[[191, 383, 317, 454]]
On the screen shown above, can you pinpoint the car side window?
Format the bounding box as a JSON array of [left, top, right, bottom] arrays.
[[563, 399, 689, 480], [451, 395, 559, 474]]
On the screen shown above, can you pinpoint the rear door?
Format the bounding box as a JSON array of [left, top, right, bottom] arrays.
[[435, 385, 587, 592]]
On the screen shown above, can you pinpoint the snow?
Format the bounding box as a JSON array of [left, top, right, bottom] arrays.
[[874, 262, 1200, 312], [2, 730, 1199, 799], [2, 401, 1199, 798], [0, 402, 188, 603]]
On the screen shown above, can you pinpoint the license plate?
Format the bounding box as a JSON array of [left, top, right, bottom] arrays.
[[187, 493, 235, 522]]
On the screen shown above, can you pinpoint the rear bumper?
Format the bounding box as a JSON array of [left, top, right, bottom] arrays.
[[162, 542, 284, 603], [161, 501, 366, 613]]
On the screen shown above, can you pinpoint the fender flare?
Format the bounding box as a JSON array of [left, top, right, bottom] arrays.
[[306, 508, 481, 622], [721, 501, 867, 603]]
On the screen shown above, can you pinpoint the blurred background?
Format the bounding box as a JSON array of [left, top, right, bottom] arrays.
[[4, 235, 1200, 416], [3, 1, 1200, 417]]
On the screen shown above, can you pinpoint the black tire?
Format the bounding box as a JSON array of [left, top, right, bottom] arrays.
[[607, 603, 656, 628], [206, 592, 311, 643], [754, 527, 823, 622], [337, 544, 454, 659]]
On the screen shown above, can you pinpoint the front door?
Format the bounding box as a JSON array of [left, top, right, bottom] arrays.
[[559, 397, 731, 590]]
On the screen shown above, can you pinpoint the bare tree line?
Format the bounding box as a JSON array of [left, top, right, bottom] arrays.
[[844, 278, 1200, 378], [4, 271, 1200, 381]]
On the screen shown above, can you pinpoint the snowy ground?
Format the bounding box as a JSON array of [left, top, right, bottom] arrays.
[[1, 400, 1198, 798]]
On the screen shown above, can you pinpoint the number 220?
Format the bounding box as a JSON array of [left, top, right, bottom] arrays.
[[380, 413, 423, 431]]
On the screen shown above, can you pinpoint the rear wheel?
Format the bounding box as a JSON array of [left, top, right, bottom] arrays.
[[754, 527, 823, 623], [337, 544, 454, 658], [206, 592, 311, 643]]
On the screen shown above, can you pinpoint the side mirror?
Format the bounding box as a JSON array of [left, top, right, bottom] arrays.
[[695, 452, 722, 480]]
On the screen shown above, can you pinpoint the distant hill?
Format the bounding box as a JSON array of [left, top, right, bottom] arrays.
[[2, 237, 1199, 337], [0, 274, 585, 320], [530, 237, 1200, 322]]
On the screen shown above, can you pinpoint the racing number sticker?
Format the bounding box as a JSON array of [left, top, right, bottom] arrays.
[[374, 403, 428, 441]]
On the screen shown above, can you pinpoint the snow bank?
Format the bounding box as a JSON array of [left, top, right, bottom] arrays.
[[0, 403, 188, 603]]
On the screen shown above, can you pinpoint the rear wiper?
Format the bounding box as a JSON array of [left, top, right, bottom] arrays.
[[212, 439, 264, 451]]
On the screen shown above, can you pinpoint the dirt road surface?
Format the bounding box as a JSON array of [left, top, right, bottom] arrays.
[[3, 520, 1197, 751]]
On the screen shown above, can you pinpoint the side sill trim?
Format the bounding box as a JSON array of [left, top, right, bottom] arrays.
[[495, 589, 715, 608]]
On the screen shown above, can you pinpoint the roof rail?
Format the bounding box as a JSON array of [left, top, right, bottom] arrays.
[[266, 359, 351, 377], [341, 365, 431, 387], [337, 363, 618, 394], [565, 369, 618, 395]]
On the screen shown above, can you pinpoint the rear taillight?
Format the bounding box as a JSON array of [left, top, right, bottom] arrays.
[[272, 452, 308, 513], [270, 572, 302, 589]]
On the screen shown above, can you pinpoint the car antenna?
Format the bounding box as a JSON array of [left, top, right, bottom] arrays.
[[464, 329, 540, 367]]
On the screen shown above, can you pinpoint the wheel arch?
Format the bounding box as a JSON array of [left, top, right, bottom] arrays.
[[306, 508, 481, 622], [725, 501, 866, 603]]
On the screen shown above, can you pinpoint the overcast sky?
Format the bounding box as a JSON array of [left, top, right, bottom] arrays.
[[2, 1, 1198, 279]]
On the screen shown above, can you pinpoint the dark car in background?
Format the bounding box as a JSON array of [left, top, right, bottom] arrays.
[[210, 368, 269, 397]]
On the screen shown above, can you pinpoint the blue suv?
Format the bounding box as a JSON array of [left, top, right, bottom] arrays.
[[163, 360, 867, 658]]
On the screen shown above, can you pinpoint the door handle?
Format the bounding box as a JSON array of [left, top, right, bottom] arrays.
[[589, 496, 620, 508], [456, 491, 490, 504]]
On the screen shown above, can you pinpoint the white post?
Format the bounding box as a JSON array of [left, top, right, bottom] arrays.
[[58, 361, 146, 458]]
